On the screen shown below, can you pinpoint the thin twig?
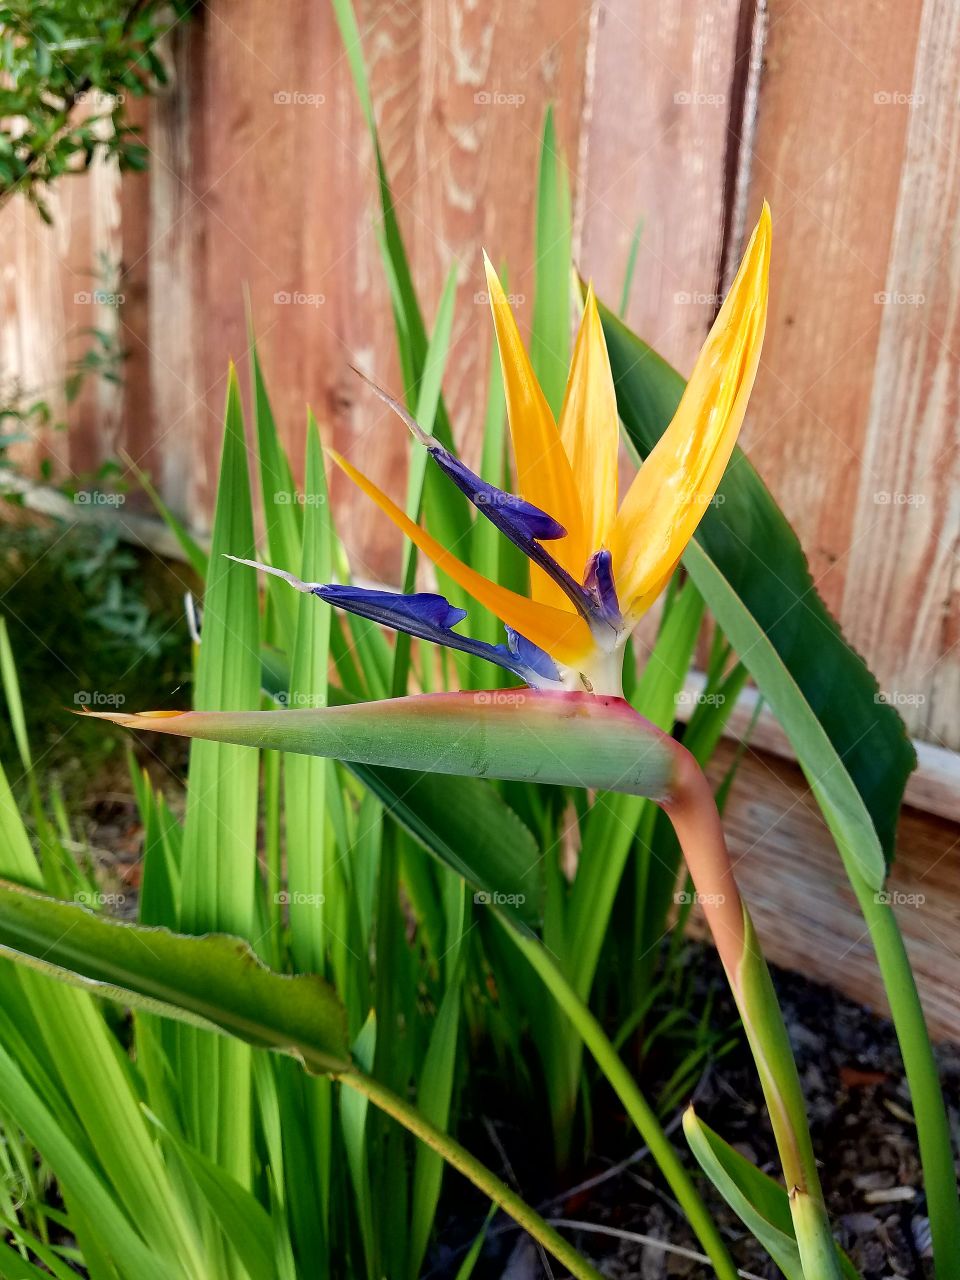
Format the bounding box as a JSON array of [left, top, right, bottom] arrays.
[[548, 1219, 765, 1280]]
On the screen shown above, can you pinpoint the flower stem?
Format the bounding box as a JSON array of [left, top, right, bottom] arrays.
[[337, 1068, 604, 1280], [848, 870, 960, 1279], [504, 926, 740, 1280], [662, 741, 842, 1279]]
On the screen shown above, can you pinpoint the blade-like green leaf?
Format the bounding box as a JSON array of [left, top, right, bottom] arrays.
[[531, 105, 572, 416], [178, 365, 262, 1193], [683, 1109, 859, 1280], [90, 693, 676, 801], [0, 879, 351, 1072], [598, 298, 915, 886], [149, 1114, 277, 1280], [408, 962, 463, 1278]]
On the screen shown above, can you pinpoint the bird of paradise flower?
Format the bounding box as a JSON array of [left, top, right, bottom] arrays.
[[231, 204, 771, 701]]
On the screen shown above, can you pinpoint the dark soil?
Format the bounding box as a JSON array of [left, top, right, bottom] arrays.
[[432, 946, 957, 1279]]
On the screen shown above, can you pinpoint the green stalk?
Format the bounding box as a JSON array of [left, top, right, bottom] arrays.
[[504, 925, 739, 1280], [849, 869, 960, 1279], [664, 744, 841, 1280], [338, 1070, 603, 1280]]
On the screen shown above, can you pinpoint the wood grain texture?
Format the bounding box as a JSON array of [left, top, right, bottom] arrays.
[[737, 0, 923, 618], [577, 0, 742, 375], [703, 741, 960, 1040], [838, 0, 960, 746]]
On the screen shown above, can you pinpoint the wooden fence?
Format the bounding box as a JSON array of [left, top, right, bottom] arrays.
[[4, 0, 960, 1032]]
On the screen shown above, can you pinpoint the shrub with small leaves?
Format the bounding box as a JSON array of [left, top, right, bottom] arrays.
[[0, 0, 196, 221]]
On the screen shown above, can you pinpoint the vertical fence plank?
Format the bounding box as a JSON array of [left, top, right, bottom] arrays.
[[737, 0, 923, 616], [839, 0, 960, 746], [577, 0, 743, 375]]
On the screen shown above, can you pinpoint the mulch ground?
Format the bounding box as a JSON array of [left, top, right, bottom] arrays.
[[436, 946, 956, 1279]]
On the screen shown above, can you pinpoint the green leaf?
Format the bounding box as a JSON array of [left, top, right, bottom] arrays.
[[284, 416, 333, 974], [683, 1110, 859, 1280], [530, 106, 572, 416], [149, 1115, 277, 1280], [0, 879, 351, 1073], [598, 299, 915, 886], [177, 366, 262, 1190], [90, 692, 678, 926], [408, 963, 463, 1278]]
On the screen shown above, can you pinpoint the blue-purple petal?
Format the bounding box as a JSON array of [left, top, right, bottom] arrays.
[[505, 628, 561, 682], [317, 585, 466, 634], [427, 447, 565, 541], [584, 549, 622, 627], [315, 583, 559, 685]]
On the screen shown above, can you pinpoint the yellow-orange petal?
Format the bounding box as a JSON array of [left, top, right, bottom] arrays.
[[327, 449, 594, 667], [558, 284, 620, 554], [609, 202, 771, 616], [482, 253, 587, 606]]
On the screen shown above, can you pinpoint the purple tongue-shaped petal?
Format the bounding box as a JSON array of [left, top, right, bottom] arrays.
[[318, 584, 467, 634], [505, 628, 561, 682], [226, 558, 561, 686], [584, 549, 622, 627], [353, 370, 596, 620], [435, 449, 564, 541]]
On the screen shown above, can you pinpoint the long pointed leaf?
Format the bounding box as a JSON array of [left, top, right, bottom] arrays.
[[598, 299, 914, 885]]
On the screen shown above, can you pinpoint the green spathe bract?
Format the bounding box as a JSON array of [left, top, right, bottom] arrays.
[[88, 691, 677, 804]]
